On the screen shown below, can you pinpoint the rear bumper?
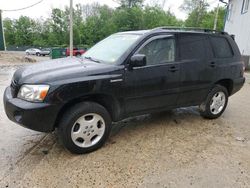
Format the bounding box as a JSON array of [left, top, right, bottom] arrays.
[[3, 87, 61, 132], [231, 77, 245, 95]]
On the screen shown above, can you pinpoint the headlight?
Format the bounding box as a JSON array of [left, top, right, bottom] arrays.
[[17, 84, 50, 102]]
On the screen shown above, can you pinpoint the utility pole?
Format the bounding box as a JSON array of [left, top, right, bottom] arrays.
[[213, 3, 219, 30], [69, 0, 73, 57], [0, 10, 6, 51], [162, 0, 166, 8]]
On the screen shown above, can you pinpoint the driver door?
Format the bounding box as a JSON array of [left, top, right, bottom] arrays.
[[124, 35, 180, 115]]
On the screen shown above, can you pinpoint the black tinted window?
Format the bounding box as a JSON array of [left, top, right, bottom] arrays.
[[179, 34, 206, 60], [210, 37, 233, 58], [138, 38, 175, 65]]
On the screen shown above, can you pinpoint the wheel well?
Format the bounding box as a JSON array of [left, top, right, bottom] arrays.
[[215, 79, 233, 95], [54, 94, 120, 128]]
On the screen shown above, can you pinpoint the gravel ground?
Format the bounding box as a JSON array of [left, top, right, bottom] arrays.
[[0, 55, 249, 188], [0, 51, 50, 64]]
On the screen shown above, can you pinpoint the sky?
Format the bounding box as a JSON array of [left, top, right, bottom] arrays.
[[1, 0, 219, 20]]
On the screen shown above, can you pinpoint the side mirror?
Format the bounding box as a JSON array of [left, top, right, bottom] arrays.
[[129, 54, 146, 68]]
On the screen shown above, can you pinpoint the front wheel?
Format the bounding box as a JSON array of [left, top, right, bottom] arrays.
[[58, 102, 112, 154], [199, 85, 228, 119]]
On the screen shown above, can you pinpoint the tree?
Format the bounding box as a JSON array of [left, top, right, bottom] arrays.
[[3, 18, 15, 46], [83, 5, 117, 45], [48, 8, 69, 46], [180, 0, 208, 13], [181, 0, 209, 27], [113, 7, 144, 31], [14, 16, 36, 46], [115, 0, 144, 8], [201, 7, 226, 30], [32, 19, 50, 47], [147, 0, 167, 7], [3, 2, 225, 48], [81, 3, 101, 20], [143, 6, 183, 28]]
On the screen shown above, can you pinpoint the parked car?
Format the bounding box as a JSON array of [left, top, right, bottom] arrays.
[[39, 48, 51, 56], [25, 48, 41, 56], [4, 27, 245, 154], [66, 47, 85, 56]]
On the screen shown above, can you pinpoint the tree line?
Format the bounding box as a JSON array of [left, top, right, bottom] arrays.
[[3, 0, 226, 48]]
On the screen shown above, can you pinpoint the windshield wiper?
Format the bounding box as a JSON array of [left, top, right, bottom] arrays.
[[84, 56, 101, 63]]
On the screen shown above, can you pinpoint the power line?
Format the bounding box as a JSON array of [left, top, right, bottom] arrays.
[[2, 0, 44, 12]]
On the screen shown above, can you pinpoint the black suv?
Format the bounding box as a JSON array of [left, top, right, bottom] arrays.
[[4, 27, 245, 154]]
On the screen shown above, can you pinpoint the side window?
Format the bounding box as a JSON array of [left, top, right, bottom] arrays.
[[242, 0, 249, 14], [138, 37, 175, 65], [179, 34, 206, 60], [210, 37, 233, 58]]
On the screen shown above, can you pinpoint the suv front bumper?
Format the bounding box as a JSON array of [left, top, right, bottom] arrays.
[[3, 87, 60, 132]]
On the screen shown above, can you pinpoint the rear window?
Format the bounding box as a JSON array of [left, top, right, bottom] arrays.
[[210, 37, 233, 58], [179, 34, 206, 60]]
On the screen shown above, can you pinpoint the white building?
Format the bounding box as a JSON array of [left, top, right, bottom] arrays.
[[224, 0, 250, 68]]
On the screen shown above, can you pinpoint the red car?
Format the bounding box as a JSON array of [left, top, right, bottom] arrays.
[[66, 48, 85, 56]]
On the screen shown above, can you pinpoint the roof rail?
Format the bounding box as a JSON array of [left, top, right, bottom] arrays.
[[153, 26, 228, 35]]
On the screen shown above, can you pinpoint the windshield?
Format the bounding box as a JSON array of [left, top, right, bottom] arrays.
[[83, 34, 141, 64]]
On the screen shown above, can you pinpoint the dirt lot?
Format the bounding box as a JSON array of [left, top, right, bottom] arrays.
[[0, 52, 250, 188], [0, 51, 50, 64]]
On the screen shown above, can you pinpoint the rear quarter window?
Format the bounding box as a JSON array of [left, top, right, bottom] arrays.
[[179, 34, 206, 60], [210, 36, 234, 58]]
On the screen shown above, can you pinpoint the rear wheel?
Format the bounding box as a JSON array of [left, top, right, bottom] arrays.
[[58, 102, 112, 154], [199, 85, 228, 119]]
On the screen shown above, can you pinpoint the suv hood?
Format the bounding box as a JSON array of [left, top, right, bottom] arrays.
[[13, 57, 122, 85]]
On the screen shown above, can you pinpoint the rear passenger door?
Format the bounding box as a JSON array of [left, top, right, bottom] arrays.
[[177, 34, 211, 106]]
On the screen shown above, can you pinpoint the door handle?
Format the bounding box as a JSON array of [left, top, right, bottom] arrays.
[[168, 66, 179, 72], [210, 62, 216, 68]]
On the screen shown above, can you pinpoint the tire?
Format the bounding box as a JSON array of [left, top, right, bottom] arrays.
[[76, 53, 81, 57], [26, 52, 30, 55], [58, 102, 112, 154], [199, 85, 228, 119], [36, 52, 40, 56]]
